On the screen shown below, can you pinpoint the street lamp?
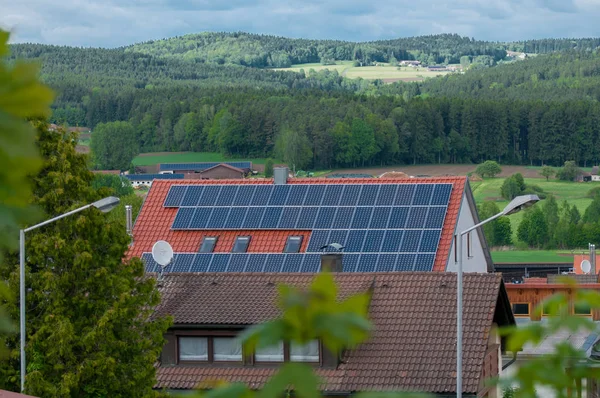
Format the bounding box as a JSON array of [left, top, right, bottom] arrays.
[[19, 196, 119, 392], [456, 194, 539, 398]]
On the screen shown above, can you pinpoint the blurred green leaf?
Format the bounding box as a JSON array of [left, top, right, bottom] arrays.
[[258, 363, 319, 398]]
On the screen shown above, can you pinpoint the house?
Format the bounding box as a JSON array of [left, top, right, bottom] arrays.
[[153, 271, 515, 396], [592, 166, 600, 182], [428, 65, 449, 72], [124, 173, 184, 188], [399, 60, 421, 67], [159, 162, 252, 175], [130, 170, 493, 274], [197, 163, 246, 179]]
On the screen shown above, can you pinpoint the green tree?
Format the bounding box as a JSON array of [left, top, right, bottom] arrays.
[[0, 122, 171, 395], [275, 127, 313, 171], [539, 165, 556, 181], [91, 174, 134, 197], [91, 121, 139, 170], [501, 176, 522, 200], [350, 118, 378, 167], [556, 160, 580, 181], [478, 202, 512, 247], [517, 207, 549, 248], [583, 195, 600, 224], [264, 158, 274, 178], [475, 160, 502, 178]]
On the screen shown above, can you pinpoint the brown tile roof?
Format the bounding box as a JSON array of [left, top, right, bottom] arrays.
[[0, 389, 38, 398], [129, 177, 466, 272], [155, 272, 509, 394], [200, 163, 245, 174]]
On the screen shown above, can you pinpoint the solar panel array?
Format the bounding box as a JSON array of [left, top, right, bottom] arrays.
[[142, 251, 436, 273], [159, 162, 252, 172]]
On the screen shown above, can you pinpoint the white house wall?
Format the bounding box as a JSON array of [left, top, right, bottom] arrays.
[[445, 192, 488, 273]]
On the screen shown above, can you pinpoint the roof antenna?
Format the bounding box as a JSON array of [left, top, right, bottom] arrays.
[[152, 240, 174, 282], [320, 243, 345, 252]]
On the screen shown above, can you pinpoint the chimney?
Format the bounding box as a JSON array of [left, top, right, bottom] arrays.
[[592, 244, 597, 275], [273, 167, 289, 185], [125, 205, 133, 237], [320, 253, 343, 272]]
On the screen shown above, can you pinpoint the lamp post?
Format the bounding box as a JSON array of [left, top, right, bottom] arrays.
[[456, 194, 539, 398], [19, 196, 120, 392]]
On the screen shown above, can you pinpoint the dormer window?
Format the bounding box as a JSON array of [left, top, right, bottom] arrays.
[[255, 341, 284, 362], [199, 237, 218, 253], [290, 340, 319, 362], [284, 236, 303, 253], [179, 337, 208, 361], [178, 336, 242, 363], [233, 236, 251, 253]]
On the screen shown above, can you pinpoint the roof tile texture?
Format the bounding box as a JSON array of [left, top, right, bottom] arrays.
[[130, 177, 466, 272], [155, 272, 503, 394]]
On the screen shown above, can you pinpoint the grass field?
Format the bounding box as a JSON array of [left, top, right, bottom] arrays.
[[132, 152, 280, 167], [274, 62, 451, 82], [491, 250, 576, 263]]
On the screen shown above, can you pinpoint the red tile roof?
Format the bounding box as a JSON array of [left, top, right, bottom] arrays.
[[154, 272, 510, 394], [129, 177, 466, 272]]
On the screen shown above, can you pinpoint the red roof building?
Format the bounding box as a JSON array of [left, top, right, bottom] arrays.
[[130, 173, 492, 274]]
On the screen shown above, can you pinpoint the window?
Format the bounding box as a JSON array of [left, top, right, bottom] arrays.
[[574, 302, 592, 315], [213, 337, 243, 361], [512, 303, 530, 316], [255, 341, 284, 362], [284, 236, 303, 253], [290, 340, 319, 362], [199, 237, 218, 253], [233, 236, 251, 253], [179, 337, 208, 361]]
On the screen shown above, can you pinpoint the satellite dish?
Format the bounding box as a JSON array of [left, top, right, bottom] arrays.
[[581, 259, 592, 274], [152, 240, 174, 267]]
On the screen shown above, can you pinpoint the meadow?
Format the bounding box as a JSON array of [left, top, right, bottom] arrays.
[[132, 152, 280, 167]]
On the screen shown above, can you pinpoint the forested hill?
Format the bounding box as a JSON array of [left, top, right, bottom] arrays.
[[382, 51, 600, 102], [125, 32, 600, 68]]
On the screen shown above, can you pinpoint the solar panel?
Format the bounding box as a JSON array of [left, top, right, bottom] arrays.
[[314, 207, 336, 229], [363, 230, 384, 252], [142, 253, 158, 273], [242, 207, 265, 229], [396, 254, 416, 271], [413, 184, 434, 205], [172, 254, 196, 272], [419, 230, 441, 253], [215, 186, 239, 206], [181, 186, 203, 206], [394, 185, 415, 205], [224, 207, 247, 229], [369, 207, 391, 229], [269, 185, 290, 205], [400, 230, 422, 252], [381, 230, 403, 252], [332, 207, 354, 229], [322, 185, 343, 206], [376, 185, 397, 205], [208, 254, 230, 272], [264, 254, 285, 272], [358, 185, 379, 206], [244, 254, 267, 272], [189, 208, 212, 229], [339, 185, 361, 205], [356, 254, 377, 272], [414, 254, 435, 271], [251, 185, 272, 206], [342, 254, 360, 272], [233, 185, 255, 206], [376, 254, 397, 272], [296, 207, 318, 229], [172, 207, 195, 229], [388, 207, 409, 229], [279, 207, 301, 229], [351, 207, 373, 229], [260, 207, 283, 229], [304, 185, 326, 206], [431, 184, 452, 205], [286, 185, 308, 205], [227, 254, 248, 272], [307, 230, 330, 252], [282, 254, 303, 272], [327, 230, 348, 250], [405, 207, 428, 229], [300, 254, 320, 272], [163, 185, 187, 207], [425, 206, 447, 229], [190, 254, 212, 272], [198, 185, 221, 206], [345, 230, 366, 252], [206, 207, 230, 229]]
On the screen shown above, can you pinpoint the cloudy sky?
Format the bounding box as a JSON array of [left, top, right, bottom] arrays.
[[1, 0, 599, 47]]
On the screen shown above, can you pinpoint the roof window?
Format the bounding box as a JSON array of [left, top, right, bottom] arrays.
[[232, 236, 251, 253]]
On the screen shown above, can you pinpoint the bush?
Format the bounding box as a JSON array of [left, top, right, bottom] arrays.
[[475, 160, 502, 178], [522, 187, 547, 199], [556, 160, 580, 181], [264, 158, 274, 178], [587, 186, 600, 198], [527, 184, 545, 193]]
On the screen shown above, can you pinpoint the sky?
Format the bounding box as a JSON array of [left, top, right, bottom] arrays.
[[1, 0, 599, 47]]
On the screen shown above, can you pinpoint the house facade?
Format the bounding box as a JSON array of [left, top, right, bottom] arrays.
[[129, 173, 493, 274], [125, 173, 184, 188], [153, 272, 514, 396]]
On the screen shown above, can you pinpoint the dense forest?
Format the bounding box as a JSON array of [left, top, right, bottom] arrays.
[[9, 33, 600, 170]]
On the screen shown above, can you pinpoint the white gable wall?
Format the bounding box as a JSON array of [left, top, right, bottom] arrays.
[[445, 192, 489, 273]]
